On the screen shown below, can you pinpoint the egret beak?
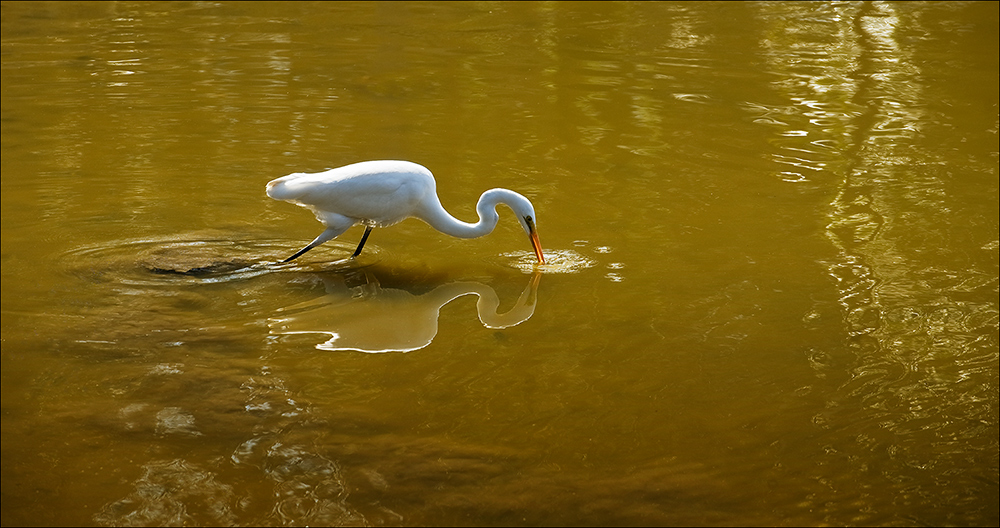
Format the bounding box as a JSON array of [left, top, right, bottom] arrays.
[[525, 217, 545, 264]]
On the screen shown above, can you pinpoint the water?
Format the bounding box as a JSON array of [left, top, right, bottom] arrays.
[[2, 2, 997, 526]]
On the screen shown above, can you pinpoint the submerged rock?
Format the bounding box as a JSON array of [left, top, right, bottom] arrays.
[[148, 260, 256, 276]]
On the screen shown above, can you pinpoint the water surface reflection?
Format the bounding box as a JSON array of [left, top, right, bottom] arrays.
[[2, 1, 997, 527], [269, 268, 540, 353]]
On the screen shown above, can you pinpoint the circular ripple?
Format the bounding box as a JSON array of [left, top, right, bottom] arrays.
[[502, 249, 597, 274], [63, 232, 377, 285]]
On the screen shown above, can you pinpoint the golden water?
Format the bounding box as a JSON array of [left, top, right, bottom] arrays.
[[2, 2, 997, 526]]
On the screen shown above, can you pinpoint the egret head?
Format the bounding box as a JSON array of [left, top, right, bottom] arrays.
[[522, 214, 545, 264], [500, 190, 545, 265]]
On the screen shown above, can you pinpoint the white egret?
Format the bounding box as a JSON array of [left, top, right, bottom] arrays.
[[266, 160, 545, 264]]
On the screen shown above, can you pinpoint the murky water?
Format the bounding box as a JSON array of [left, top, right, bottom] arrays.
[[2, 2, 997, 526]]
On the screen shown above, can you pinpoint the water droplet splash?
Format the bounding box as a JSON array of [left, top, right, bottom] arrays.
[[503, 249, 596, 274]]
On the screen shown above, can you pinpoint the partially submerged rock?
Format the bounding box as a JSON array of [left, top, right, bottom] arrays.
[[148, 260, 256, 276]]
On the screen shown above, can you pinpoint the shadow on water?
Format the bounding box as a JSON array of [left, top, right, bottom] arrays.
[[6, 1, 994, 524], [65, 230, 595, 283], [53, 233, 654, 528], [263, 246, 596, 353], [51, 232, 601, 526], [56, 231, 586, 355]]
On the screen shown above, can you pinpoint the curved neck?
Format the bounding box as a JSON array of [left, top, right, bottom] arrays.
[[419, 188, 525, 239]]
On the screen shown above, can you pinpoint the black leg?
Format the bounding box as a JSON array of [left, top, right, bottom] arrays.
[[282, 243, 315, 263], [352, 226, 373, 258]]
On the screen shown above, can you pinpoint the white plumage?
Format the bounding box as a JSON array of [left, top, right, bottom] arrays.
[[266, 160, 545, 263]]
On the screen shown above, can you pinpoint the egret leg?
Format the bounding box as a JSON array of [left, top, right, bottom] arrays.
[[282, 243, 317, 263], [351, 226, 373, 258], [281, 227, 343, 263]]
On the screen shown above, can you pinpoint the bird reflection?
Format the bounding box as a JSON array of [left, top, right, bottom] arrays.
[[268, 268, 541, 353]]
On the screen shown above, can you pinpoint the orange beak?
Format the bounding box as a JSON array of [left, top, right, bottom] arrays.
[[528, 228, 545, 264]]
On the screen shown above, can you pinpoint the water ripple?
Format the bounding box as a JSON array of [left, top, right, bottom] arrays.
[[62, 232, 372, 286], [503, 249, 596, 274]]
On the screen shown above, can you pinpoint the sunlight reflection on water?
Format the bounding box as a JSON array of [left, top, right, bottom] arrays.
[[2, 1, 997, 527]]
